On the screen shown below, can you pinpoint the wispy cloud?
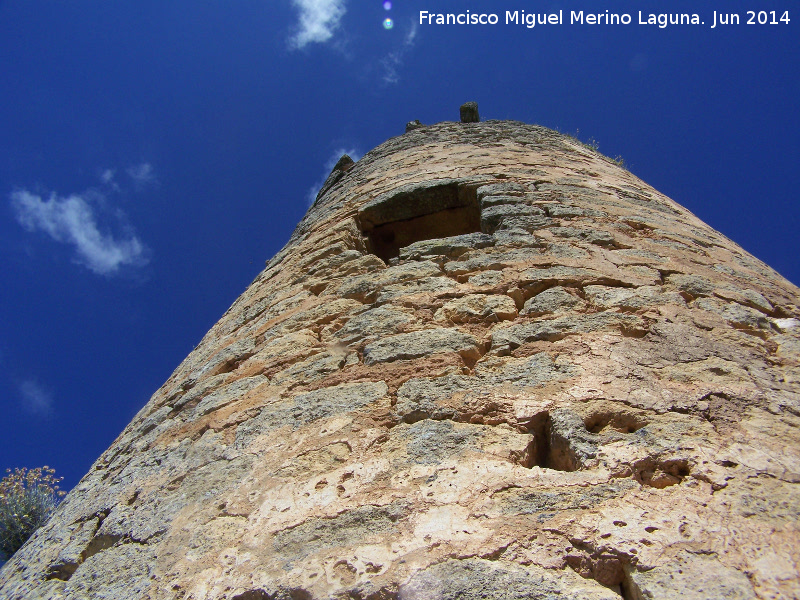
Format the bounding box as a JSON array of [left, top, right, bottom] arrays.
[[11, 189, 149, 276], [18, 380, 53, 417], [125, 162, 156, 186], [100, 169, 116, 185], [306, 147, 361, 205], [381, 21, 418, 85], [99, 168, 122, 192], [290, 0, 347, 49]]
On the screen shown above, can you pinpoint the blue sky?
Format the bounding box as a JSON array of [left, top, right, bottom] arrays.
[[0, 0, 797, 492]]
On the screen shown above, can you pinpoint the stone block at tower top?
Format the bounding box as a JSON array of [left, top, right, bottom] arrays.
[[460, 101, 479, 122]]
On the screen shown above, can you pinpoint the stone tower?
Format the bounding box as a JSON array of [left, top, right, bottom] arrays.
[[1, 118, 799, 600]]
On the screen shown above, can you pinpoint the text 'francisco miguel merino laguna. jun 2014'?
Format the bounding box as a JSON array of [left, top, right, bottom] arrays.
[[419, 9, 791, 29]]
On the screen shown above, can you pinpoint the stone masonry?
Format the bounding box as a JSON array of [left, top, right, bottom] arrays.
[[1, 119, 799, 599]]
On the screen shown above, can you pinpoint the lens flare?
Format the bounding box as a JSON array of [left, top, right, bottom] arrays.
[[383, 1, 392, 10], [383, 17, 394, 29]]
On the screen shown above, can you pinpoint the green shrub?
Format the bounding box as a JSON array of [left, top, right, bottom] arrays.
[[0, 466, 65, 561]]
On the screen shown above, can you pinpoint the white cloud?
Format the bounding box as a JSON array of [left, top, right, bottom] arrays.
[[100, 168, 120, 192], [11, 189, 149, 276], [381, 21, 418, 85], [290, 0, 347, 49], [126, 163, 155, 186], [306, 147, 360, 205], [19, 380, 53, 417]]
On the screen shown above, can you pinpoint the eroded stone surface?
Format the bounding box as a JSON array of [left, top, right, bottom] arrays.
[[435, 293, 517, 323], [2, 120, 798, 600], [363, 328, 480, 365]]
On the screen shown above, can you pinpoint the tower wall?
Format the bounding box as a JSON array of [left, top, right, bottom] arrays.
[[2, 121, 799, 599]]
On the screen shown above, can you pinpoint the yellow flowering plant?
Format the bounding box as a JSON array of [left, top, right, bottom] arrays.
[[0, 466, 65, 561]]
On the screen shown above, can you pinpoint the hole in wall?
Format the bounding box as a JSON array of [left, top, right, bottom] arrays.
[[585, 411, 648, 435], [620, 565, 645, 600], [348, 588, 399, 600], [357, 180, 481, 262], [232, 589, 313, 600], [45, 533, 121, 582], [634, 457, 691, 488], [565, 544, 627, 592], [232, 591, 271, 600], [367, 206, 482, 263], [519, 409, 596, 472], [46, 561, 80, 582], [519, 412, 552, 469]]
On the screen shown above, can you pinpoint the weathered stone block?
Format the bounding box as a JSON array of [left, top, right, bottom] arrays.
[[583, 285, 685, 310], [435, 293, 517, 323], [521, 286, 583, 316], [398, 232, 494, 261], [358, 179, 467, 230], [333, 305, 414, 344], [363, 328, 480, 364], [476, 182, 526, 200]]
